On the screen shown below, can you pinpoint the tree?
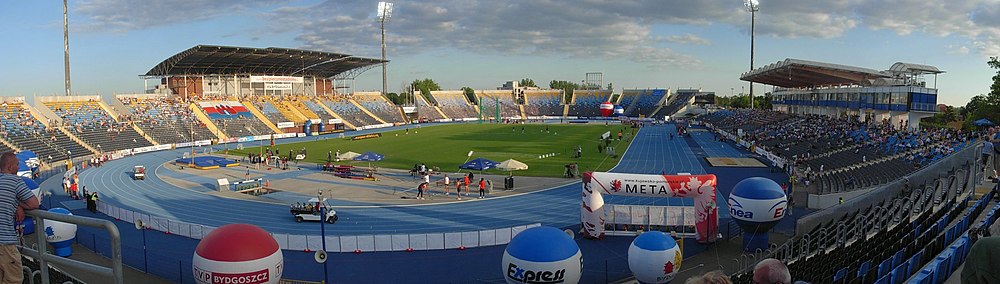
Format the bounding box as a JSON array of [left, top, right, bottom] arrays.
[[384, 92, 404, 105], [550, 80, 581, 103], [519, 78, 537, 88], [607, 83, 613, 90], [411, 78, 441, 99], [461, 86, 476, 104], [990, 57, 1000, 96]]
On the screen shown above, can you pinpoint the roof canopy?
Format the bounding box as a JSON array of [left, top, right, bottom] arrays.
[[144, 45, 386, 78], [740, 58, 890, 88], [888, 62, 944, 75]]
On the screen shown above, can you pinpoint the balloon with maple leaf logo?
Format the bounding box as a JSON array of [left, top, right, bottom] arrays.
[[628, 231, 681, 283]]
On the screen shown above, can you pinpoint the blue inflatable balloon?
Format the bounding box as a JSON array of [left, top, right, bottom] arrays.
[[45, 208, 77, 257], [727, 177, 787, 234], [501, 226, 582, 284]]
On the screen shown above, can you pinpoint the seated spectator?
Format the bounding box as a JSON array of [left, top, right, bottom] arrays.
[[753, 258, 791, 284]]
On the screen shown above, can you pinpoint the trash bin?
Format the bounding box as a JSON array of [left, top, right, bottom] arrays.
[[505, 177, 514, 190]]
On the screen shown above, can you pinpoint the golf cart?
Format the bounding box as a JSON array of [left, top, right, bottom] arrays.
[[133, 165, 146, 180], [291, 198, 338, 223]]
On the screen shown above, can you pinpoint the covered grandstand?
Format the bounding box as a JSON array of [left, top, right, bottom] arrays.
[[741, 58, 942, 129]]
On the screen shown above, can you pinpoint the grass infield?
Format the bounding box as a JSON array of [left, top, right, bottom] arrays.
[[225, 123, 634, 177]]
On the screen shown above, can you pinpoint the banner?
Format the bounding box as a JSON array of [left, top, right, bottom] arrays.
[[327, 119, 343, 124], [582, 172, 718, 243], [194, 140, 212, 146], [352, 133, 382, 141], [276, 122, 295, 128], [249, 76, 304, 83]]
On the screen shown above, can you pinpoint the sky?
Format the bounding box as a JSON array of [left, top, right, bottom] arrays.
[[1, 0, 999, 106]]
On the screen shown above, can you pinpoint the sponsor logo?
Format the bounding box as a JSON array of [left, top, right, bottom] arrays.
[[194, 267, 271, 284], [611, 180, 622, 192], [728, 198, 753, 219], [351, 133, 382, 141], [506, 263, 566, 284]]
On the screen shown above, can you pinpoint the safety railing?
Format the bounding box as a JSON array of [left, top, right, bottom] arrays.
[[21, 209, 123, 284]]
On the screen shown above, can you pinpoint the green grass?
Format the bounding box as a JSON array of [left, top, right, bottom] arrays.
[[225, 124, 633, 177]]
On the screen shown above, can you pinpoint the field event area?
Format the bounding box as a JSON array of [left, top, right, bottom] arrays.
[[226, 123, 632, 177]]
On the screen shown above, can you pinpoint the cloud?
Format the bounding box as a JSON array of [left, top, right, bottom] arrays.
[[263, 1, 710, 69], [666, 34, 711, 45], [74, 0, 287, 32], [73, 0, 1000, 59]]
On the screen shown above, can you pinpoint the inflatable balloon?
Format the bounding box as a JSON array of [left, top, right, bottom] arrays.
[[600, 102, 614, 117], [727, 177, 787, 251], [45, 208, 77, 257], [21, 176, 40, 200], [193, 224, 283, 284], [502, 226, 582, 284], [613, 105, 625, 116], [20, 176, 39, 235], [628, 231, 682, 284]]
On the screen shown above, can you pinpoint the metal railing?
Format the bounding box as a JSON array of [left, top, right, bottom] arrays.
[[20, 209, 123, 284]]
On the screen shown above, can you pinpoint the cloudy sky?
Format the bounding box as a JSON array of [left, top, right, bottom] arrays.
[[1, 0, 999, 106]]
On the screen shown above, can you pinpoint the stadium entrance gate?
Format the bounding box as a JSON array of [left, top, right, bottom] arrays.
[[582, 172, 719, 244]]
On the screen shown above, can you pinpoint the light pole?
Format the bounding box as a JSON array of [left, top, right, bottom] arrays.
[[377, 2, 394, 100], [318, 190, 330, 284], [745, 0, 759, 109], [63, 0, 71, 97]]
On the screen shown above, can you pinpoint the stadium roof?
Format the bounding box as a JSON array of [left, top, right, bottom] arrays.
[[144, 45, 386, 78], [740, 58, 890, 88], [888, 62, 944, 75]]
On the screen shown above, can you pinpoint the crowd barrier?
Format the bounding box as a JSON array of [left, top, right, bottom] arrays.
[[96, 202, 540, 252]]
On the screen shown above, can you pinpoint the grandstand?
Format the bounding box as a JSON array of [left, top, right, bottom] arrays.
[[729, 152, 984, 283], [475, 90, 521, 119], [198, 101, 274, 137], [742, 59, 941, 129], [700, 109, 971, 197], [619, 88, 667, 117], [353, 91, 405, 124], [651, 88, 703, 118], [0, 98, 88, 162], [41, 97, 153, 153], [522, 89, 564, 117], [320, 95, 381, 129], [431, 90, 477, 119], [568, 89, 611, 117], [414, 92, 446, 121], [116, 95, 217, 145]]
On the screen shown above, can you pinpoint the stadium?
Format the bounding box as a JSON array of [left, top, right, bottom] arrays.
[[5, 2, 1000, 284]]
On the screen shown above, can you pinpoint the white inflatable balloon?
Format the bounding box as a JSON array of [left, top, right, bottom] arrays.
[[628, 231, 682, 284]]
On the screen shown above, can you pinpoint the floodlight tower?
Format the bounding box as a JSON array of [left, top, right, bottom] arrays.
[[377, 2, 393, 100], [63, 0, 72, 97], [745, 0, 759, 109]]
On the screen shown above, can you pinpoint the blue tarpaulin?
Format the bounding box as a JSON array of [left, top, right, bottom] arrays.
[[973, 118, 995, 126], [353, 152, 384, 162], [459, 157, 498, 171]]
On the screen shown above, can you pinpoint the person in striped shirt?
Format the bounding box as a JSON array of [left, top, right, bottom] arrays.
[[0, 152, 39, 283]]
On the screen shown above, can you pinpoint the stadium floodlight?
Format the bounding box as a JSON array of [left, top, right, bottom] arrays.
[[377, 2, 393, 101], [377, 2, 393, 23], [745, 0, 759, 109]]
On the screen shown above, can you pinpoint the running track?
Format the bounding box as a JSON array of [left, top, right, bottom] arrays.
[[78, 123, 753, 236]]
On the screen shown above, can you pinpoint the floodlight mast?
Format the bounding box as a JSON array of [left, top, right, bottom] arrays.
[[745, 0, 759, 109], [377, 2, 393, 103], [63, 0, 71, 97]]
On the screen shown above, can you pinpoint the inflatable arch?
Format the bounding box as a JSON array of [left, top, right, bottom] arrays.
[[581, 172, 719, 243]]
